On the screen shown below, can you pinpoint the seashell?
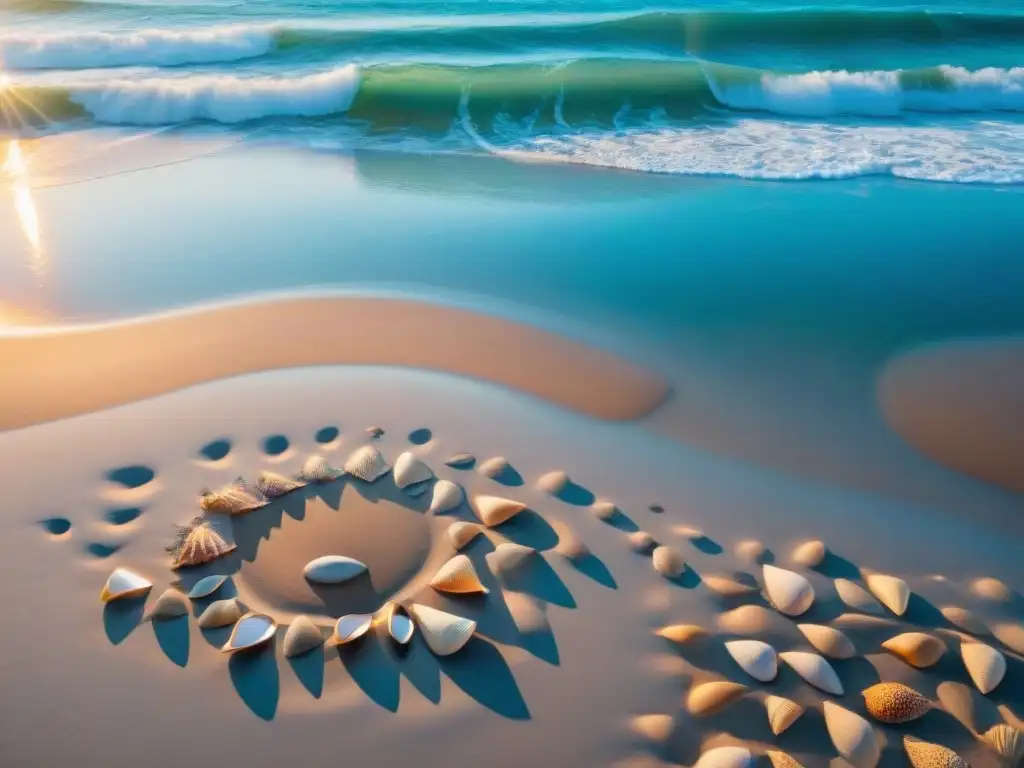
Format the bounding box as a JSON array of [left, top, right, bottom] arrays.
[[797, 624, 857, 659], [791, 540, 827, 568], [393, 451, 434, 489], [628, 531, 655, 553], [591, 500, 617, 520], [735, 539, 768, 564], [823, 701, 882, 768], [536, 470, 569, 495], [555, 529, 590, 560], [282, 616, 324, 658], [343, 445, 390, 482], [779, 651, 844, 695], [835, 579, 885, 614], [725, 639, 778, 682], [172, 521, 236, 569], [471, 495, 526, 528], [941, 605, 988, 636], [982, 724, 1023, 765], [765, 695, 805, 735], [200, 477, 267, 514], [444, 453, 475, 469], [187, 574, 228, 600], [429, 480, 464, 514], [763, 565, 815, 616], [652, 546, 686, 579], [882, 632, 946, 668], [147, 589, 189, 621], [992, 623, 1024, 655], [303, 555, 368, 585], [365, 426, 384, 438], [629, 714, 674, 743], [333, 614, 373, 644], [222, 612, 277, 653], [655, 624, 706, 644], [197, 598, 244, 629], [673, 525, 704, 539], [409, 603, 476, 656], [488, 542, 536, 575], [100, 567, 152, 602], [961, 641, 1006, 694], [862, 682, 931, 723], [449, 521, 485, 550], [704, 575, 759, 598], [832, 613, 897, 632], [693, 746, 752, 768], [686, 681, 747, 717], [767, 751, 805, 768], [296, 454, 340, 483], [255, 470, 305, 498], [865, 573, 910, 616], [903, 737, 969, 768], [431, 554, 489, 594], [717, 605, 775, 634], [385, 603, 415, 645], [477, 456, 511, 478], [971, 577, 1013, 603]]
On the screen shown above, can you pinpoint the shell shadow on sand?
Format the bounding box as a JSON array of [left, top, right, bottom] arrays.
[[229, 641, 281, 721]]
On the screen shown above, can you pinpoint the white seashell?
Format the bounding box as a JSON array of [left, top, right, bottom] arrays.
[[865, 573, 910, 616], [430, 554, 489, 594], [763, 564, 815, 616], [487, 542, 536, 575], [628, 531, 655, 553], [686, 681, 747, 717], [653, 546, 686, 579], [982, 724, 1023, 765], [384, 603, 415, 645], [724, 639, 778, 682], [296, 454, 340, 483], [333, 614, 373, 644], [477, 456, 511, 479], [628, 714, 674, 743], [100, 567, 153, 603], [779, 651, 844, 695], [172, 521, 236, 569], [343, 445, 391, 482], [862, 682, 930, 724], [282, 616, 324, 658], [393, 451, 434, 489], [791, 540, 827, 568], [704, 575, 759, 598], [448, 521, 485, 550], [903, 737, 969, 768], [147, 589, 189, 620], [797, 624, 857, 659], [823, 701, 882, 768], [303, 555, 368, 584], [187, 574, 228, 600], [429, 480, 464, 514], [197, 598, 244, 629], [472, 495, 526, 527], [961, 641, 1006, 694], [255, 470, 306, 498], [444, 453, 475, 469], [693, 746, 752, 768], [199, 477, 267, 514], [409, 603, 476, 656], [882, 632, 946, 668], [222, 613, 277, 653], [767, 751, 805, 768], [536, 470, 569, 494], [971, 577, 1013, 603], [591, 500, 617, 520], [941, 605, 988, 636], [764, 695, 805, 735], [835, 579, 885, 614]]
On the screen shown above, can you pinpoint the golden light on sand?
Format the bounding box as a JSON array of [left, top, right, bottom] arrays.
[[2, 139, 47, 277]]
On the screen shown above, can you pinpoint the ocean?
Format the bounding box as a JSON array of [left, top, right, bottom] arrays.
[[3, 0, 1024, 183]]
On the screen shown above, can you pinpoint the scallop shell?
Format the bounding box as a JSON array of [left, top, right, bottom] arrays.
[[835, 579, 885, 614], [448, 521, 485, 550], [797, 624, 857, 659], [686, 681, 748, 717], [655, 624, 706, 644], [652, 546, 686, 579], [172, 522, 236, 569], [303, 555, 368, 585], [763, 565, 815, 617], [971, 577, 1012, 603], [343, 445, 391, 482], [147, 589, 189, 620], [693, 746, 752, 768], [865, 573, 910, 616], [862, 682, 931, 723], [472, 495, 526, 527], [779, 651, 844, 695], [628, 531, 655, 553], [823, 701, 882, 768], [629, 714, 674, 743], [444, 453, 475, 469], [536, 470, 569, 495], [282, 615, 324, 658], [791, 540, 827, 568], [429, 480, 464, 514], [767, 751, 805, 768], [333, 614, 373, 644], [487, 542, 536, 575], [725, 639, 778, 682], [255, 470, 306, 498], [393, 451, 434, 489], [187, 574, 228, 600], [941, 606, 988, 636], [477, 456, 511, 479], [591, 500, 617, 520], [961, 641, 1006, 694], [408, 603, 476, 656], [430, 554, 489, 594], [197, 597, 244, 629], [764, 695, 805, 735], [296, 454, 340, 483], [982, 724, 1023, 765], [386, 603, 415, 645], [903, 737, 969, 768], [221, 612, 277, 653], [882, 632, 946, 668], [704, 575, 758, 598], [200, 478, 267, 514], [100, 567, 153, 603]]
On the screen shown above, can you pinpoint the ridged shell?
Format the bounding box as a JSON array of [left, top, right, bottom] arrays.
[[835, 579, 885, 614], [100, 567, 152, 602], [222, 613, 277, 653], [409, 603, 476, 656], [797, 624, 857, 659], [765, 695, 805, 735], [488, 542, 536, 574], [629, 714, 674, 743], [197, 597, 244, 628], [882, 632, 946, 668], [147, 589, 189, 620], [333, 614, 373, 644], [296, 454, 340, 483], [982, 724, 1023, 765], [282, 616, 324, 658], [172, 522, 236, 569], [472, 495, 526, 527], [386, 603, 415, 645], [591, 500, 617, 520], [779, 651, 844, 695], [862, 683, 931, 723], [430, 554, 489, 594], [686, 681, 747, 717], [941, 605, 988, 636], [767, 751, 805, 768], [704, 575, 759, 598], [628, 531, 655, 553], [187, 574, 228, 600], [971, 577, 1012, 602], [655, 624, 707, 644], [693, 746, 752, 768], [448, 521, 485, 550], [303, 555, 368, 584], [393, 451, 434, 489], [536, 470, 569, 494], [343, 445, 390, 482], [791, 540, 827, 568], [444, 453, 475, 469], [724, 639, 778, 682], [961, 641, 1006, 694], [763, 565, 815, 617], [653, 546, 686, 579], [477, 456, 511, 478], [823, 701, 882, 768], [199, 478, 267, 514], [903, 737, 969, 768], [255, 470, 305, 498], [429, 480, 464, 514], [865, 573, 910, 616]]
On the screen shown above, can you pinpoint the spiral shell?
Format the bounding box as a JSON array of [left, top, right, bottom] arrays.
[[862, 682, 931, 724]]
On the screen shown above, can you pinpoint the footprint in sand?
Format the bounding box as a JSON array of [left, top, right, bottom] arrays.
[[314, 426, 340, 449], [408, 427, 432, 446], [262, 434, 291, 461], [40, 516, 72, 537], [198, 438, 232, 463]]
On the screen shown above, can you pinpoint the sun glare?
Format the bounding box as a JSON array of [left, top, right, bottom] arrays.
[[3, 140, 47, 277]]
